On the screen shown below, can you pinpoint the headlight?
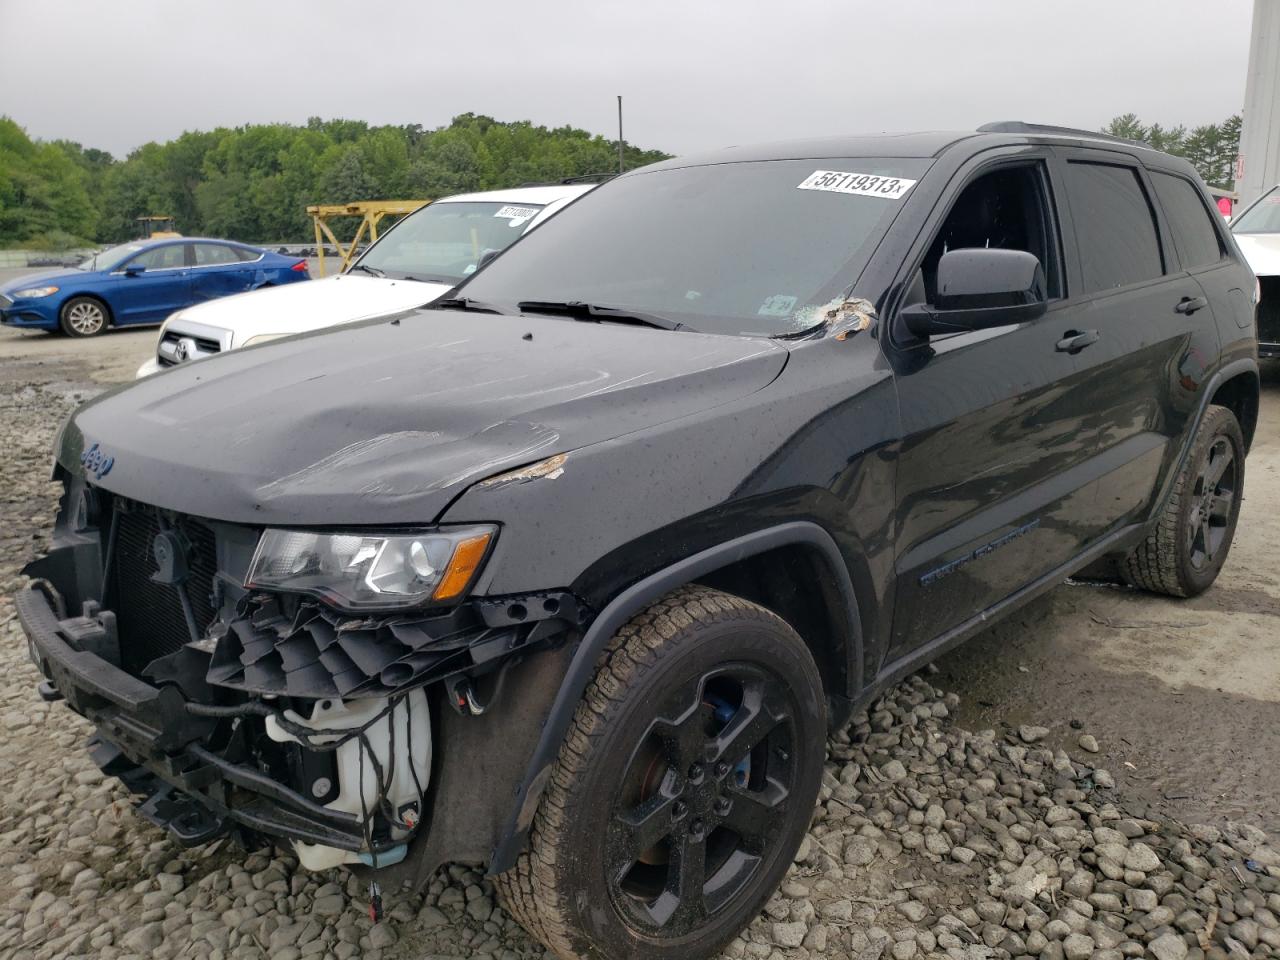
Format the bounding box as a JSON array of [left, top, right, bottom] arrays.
[[243, 333, 289, 347], [13, 285, 59, 299], [246, 525, 496, 610]]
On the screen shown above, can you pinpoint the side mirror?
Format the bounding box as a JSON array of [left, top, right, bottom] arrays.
[[899, 248, 1047, 339], [123, 263, 147, 277], [476, 248, 501, 270]]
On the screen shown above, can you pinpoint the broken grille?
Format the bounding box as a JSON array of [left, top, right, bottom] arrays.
[[110, 505, 219, 676]]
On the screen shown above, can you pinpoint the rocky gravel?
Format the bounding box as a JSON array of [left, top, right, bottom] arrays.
[[0, 363, 1275, 960]]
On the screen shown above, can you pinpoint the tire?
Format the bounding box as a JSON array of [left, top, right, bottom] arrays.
[[495, 585, 826, 960], [1122, 404, 1245, 597], [59, 296, 109, 337]]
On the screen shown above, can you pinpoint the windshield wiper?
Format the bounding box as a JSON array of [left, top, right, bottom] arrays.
[[433, 296, 507, 315], [771, 320, 828, 340], [517, 300, 692, 332], [349, 263, 385, 278]]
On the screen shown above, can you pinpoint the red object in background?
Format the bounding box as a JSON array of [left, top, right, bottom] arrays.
[[1217, 196, 1234, 218]]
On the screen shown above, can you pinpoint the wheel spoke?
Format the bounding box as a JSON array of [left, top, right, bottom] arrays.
[[647, 674, 710, 770], [667, 831, 708, 929], [709, 681, 786, 767], [721, 776, 789, 849], [1199, 519, 1214, 561], [1207, 492, 1233, 519], [1204, 444, 1233, 490], [615, 791, 678, 858]]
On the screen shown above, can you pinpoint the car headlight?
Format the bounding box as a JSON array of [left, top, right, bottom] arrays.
[[243, 333, 289, 347], [13, 285, 59, 299], [246, 525, 496, 610]]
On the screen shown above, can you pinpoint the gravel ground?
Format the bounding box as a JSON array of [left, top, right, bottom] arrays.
[[0, 322, 1276, 960]]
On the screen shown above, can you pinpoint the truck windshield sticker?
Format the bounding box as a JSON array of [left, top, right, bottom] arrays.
[[494, 205, 539, 223], [798, 170, 917, 200]]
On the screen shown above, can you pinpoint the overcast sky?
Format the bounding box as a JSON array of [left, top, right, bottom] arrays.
[[0, 0, 1257, 159]]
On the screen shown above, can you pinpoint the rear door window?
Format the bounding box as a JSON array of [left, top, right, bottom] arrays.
[[193, 243, 242, 266], [1064, 161, 1164, 293], [1150, 172, 1226, 269]]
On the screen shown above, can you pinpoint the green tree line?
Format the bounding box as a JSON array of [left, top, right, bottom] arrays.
[[1101, 113, 1241, 188], [0, 114, 670, 249]]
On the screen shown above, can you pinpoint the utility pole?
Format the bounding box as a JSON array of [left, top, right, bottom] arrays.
[[617, 96, 625, 175], [1237, 0, 1280, 206]]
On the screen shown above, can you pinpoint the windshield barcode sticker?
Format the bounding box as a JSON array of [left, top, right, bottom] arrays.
[[798, 170, 917, 200], [494, 205, 539, 222]]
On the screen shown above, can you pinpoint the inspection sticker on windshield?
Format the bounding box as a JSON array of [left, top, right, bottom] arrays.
[[798, 170, 917, 200], [494, 205, 539, 223]]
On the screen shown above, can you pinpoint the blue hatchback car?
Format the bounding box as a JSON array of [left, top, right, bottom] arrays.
[[0, 238, 309, 336]]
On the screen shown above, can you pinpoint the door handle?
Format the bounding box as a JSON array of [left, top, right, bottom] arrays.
[[1055, 329, 1099, 354], [1175, 296, 1208, 315]]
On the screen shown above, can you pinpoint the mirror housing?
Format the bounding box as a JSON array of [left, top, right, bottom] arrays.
[[900, 248, 1047, 339], [123, 263, 147, 277]]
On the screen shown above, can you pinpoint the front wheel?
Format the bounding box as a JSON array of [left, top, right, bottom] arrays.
[[59, 296, 109, 337], [1122, 404, 1245, 597], [496, 586, 826, 960]]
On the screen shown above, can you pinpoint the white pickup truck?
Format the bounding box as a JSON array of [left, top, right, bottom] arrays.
[[136, 183, 596, 377]]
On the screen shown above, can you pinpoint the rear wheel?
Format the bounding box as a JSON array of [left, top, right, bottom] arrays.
[[1122, 404, 1244, 597], [495, 586, 826, 960], [59, 296, 109, 337]]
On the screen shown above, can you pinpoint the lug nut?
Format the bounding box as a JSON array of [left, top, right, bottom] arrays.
[[715, 761, 730, 777], [672, 800, 688, 820], [691, 817, 705, 837], [714, 797, 732, 815], [687, 762, 703, 782]]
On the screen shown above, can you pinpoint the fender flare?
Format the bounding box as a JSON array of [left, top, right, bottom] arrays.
[[1141, 356, 1259, 531], [486, 520, 861, 874]]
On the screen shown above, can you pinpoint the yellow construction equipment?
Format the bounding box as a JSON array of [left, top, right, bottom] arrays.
[[136, 216, 181, 240], [307, 200, 430, 276]]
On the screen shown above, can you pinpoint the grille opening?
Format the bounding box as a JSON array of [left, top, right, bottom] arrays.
[[1259, 276, 1280, 346], [109, 506, 219, 676], [161, 331, 221, 354]]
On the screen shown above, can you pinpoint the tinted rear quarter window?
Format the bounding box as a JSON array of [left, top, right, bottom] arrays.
[[1150, 172, 1225, 269], [1064, 161, 1163, 293]]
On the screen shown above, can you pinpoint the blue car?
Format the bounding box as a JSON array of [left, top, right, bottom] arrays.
[[0, 238, 309, 337]]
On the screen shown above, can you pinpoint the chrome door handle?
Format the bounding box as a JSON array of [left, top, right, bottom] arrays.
[[1175, 296, 1208, 315], [1055, 329, 1099, 354]]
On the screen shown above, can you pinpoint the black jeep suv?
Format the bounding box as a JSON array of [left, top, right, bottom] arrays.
[[15, 123, 1258, 960]]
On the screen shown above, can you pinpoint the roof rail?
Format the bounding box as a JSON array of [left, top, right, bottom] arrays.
[[978, 121, 1150, 149], [561, 172, 615, 184], [515, 174, 615, 188]]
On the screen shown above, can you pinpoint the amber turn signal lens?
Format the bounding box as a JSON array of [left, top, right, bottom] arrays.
[[432, 533, 493, 601]]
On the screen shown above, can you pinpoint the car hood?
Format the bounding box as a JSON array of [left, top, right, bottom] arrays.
[[1234, 233, 1280, 277], [170, 274, 455, 346], [1, 268, 83, 293], [61, 310, 788, 525]]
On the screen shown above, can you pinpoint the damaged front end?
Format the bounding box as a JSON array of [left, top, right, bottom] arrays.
[[16, 470, 586, 874]]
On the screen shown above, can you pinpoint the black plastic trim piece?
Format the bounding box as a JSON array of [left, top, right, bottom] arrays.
[[486, 520, 861, 874]]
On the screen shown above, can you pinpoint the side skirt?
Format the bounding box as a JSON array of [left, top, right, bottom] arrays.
[[856, 522, 1146, 708]]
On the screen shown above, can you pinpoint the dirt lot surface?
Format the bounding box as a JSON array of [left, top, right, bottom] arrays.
[[0, 320, 1276, 960]]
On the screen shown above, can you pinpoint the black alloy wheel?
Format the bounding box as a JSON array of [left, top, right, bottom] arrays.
[[606, 665, 796, 934], [495, 586, 826, 960], [1187, 435, 1237, 572], [1123, 403, 1245, 597]]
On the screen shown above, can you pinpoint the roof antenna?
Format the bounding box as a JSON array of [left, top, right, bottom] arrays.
[[617, 96, 625, 175]]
